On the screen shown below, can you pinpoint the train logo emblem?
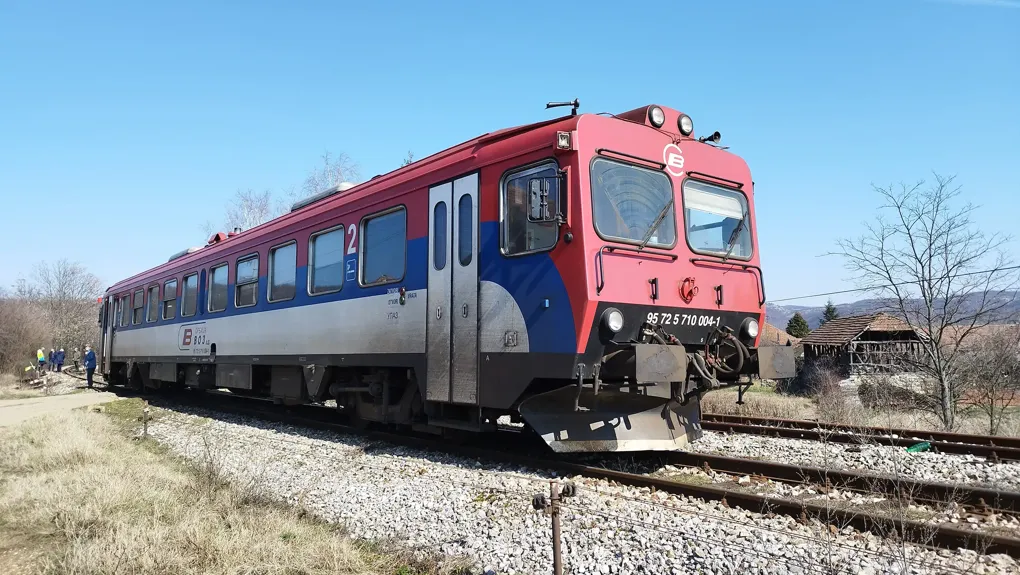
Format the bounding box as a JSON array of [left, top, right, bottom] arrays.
[[178, 322, 209, 355], [663, 143, 685, 177]]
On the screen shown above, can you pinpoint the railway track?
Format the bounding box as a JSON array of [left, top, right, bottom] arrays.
[[67, 372, 1020, 559], [701, 413, 1020, 462], [660, 451, 1020, 514]]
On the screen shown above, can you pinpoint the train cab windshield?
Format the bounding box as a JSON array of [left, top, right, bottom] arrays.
[[682, 179, 752, 259], [591, 157, 677, 248]]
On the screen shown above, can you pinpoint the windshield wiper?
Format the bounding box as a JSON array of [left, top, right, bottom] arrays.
[[637, 197, 674, 250], [721, 212, 748, 261]]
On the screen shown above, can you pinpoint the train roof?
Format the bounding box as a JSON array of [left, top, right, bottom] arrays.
[[107, 112, 582, 293]]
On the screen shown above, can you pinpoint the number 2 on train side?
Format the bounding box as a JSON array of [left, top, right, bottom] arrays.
[[347, 223, 358, 255]]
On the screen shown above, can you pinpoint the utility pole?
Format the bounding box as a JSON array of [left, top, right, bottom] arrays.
[[533, 480, 577, 575]]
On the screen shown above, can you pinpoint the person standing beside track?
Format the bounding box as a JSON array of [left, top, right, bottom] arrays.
[[36, 349, 46, 375], [83, 345, 96, 389], [72, 347, 81, 372], [56, 348, 65, 372]]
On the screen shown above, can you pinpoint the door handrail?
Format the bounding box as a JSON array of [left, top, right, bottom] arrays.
[[596, 245, 678, 295], [690, 257, 766, 306]]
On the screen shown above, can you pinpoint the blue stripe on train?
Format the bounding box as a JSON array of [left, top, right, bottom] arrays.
[[116, 237, 429, 331], [478, 222, 576, 354]]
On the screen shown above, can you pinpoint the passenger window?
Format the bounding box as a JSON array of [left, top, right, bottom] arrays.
[[269, 242, 297, 302], [309, 227, 344, 295], [502, 162, 560, 255], [433, 202, 447, 270], [458, 194, 472, 265], [114, 297, 124, 327], [146, 286, 159, 322], [132, 289, 144, 325], [182, 273, 198, 317], [235, 255, 259, 307], [163, 280, 177, 320], [208, 264, 228, 312], [360, 208, 406, 285], [120, 296, 130, 327]]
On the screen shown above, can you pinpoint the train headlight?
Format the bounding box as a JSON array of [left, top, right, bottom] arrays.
[[743, 318, 760, 339], [678, 114, 694, 136], [603, 308, 625, 333], [648, 106, 665, 128]]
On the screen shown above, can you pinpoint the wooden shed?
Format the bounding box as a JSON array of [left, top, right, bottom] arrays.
[[800, 313, 923, 375], [760, 322, 802, 349]]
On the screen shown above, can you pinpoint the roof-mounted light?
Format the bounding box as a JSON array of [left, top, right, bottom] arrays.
[[648, 105, 665, 128], [556, 131, 571, 149], [678, 114, 694, 136]]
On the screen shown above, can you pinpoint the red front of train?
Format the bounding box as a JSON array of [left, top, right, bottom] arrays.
[[518, 105, 795, 452]]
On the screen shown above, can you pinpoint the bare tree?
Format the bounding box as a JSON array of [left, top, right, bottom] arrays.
[[835, 173, 1019, 430], [301, 151, 359, 196], [958, 325, 1020, 435], [201, 152, 359, 238], [0, 289, 50, 374], [6, 260, 104, 363], [225, 189, 274, 232]]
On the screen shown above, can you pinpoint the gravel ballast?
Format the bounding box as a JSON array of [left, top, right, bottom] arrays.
[[145, 408, 1019, 575]]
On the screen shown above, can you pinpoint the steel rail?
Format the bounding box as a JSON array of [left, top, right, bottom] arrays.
[[69, 379, 1020, 559], [664, 451, 1020, 514], [700, 420, 1020, 462], [702, 413, 1020, 450]]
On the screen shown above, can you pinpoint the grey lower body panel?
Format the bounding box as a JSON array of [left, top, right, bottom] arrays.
[[518, 387, 702, 453]]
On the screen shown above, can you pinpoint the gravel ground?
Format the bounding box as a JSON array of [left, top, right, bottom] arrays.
[[143, 407, 1018, 575], [688, 431, 1020, 490]]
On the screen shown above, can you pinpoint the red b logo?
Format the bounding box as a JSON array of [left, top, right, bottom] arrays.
[[679, 277, 698, 304]]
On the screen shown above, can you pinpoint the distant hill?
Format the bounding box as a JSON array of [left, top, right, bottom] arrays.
[[766, 291, 1020, 330]]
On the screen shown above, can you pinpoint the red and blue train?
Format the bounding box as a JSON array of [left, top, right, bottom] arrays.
[[98, 102, 795, 452]]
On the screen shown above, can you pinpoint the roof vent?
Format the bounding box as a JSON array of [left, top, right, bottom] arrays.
[[290, 181, 357, 212], [167, 246, 202, 262], [207, 232, 228, 245]]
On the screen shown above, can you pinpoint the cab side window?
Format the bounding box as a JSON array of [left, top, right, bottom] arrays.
[[501, 161, 560, 256]]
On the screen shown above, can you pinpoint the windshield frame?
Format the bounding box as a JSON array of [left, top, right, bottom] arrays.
[[680, 177, 754, 261], [588, 155, 678, 250]]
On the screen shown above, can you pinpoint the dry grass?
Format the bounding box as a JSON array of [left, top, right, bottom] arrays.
[[0, 401, 459, 575], [701, 386, 816, 419], [702, 381, 1020, 437]]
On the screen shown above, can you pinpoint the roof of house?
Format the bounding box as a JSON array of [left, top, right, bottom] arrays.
[[760, 322, 802, 346], [800, 312, 915, 346]]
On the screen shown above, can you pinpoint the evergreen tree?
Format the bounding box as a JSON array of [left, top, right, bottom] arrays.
[[820, 299, 840, 325], [786, 312, 810, 338]]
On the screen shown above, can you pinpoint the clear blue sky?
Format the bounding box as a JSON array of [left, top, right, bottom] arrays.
[[1, 0, 1017, 306]]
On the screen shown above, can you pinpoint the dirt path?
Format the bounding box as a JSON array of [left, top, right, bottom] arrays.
[[0, 391, 118, 427]]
